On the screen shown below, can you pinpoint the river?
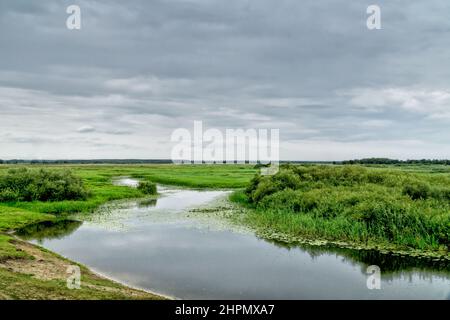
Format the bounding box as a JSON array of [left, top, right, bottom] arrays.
[[17, 179, 450, 299]]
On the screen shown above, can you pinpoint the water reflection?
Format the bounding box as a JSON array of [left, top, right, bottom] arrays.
[[20, 218, 449, 275], [17, 187, 450, 299], [17, 220, 82, 243], [268, 239, 450, 273], [113, 177, 139, 187], [137, 198, 157, 208]]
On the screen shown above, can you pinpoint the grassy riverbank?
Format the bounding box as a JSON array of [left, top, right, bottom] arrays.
[[0, 234, 164, 299], [0, 164, 256, 299], [230, 164, 449, 258]]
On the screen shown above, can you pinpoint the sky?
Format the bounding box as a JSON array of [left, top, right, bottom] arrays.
[[1, 0, 450, 161]]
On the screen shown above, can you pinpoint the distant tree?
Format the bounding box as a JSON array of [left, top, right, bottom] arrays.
[[342, 158, 449, 165]]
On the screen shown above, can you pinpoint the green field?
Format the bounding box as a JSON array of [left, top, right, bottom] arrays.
[[0, 163, 448, 299]]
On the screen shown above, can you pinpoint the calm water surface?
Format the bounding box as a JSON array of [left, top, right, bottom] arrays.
[[18, 180, 450, 299]]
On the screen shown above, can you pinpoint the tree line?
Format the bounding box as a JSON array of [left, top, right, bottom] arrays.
[[0, 159, 173, 164], [340, 158, 450, 165]]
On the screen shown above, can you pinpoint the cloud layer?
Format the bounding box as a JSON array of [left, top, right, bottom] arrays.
[[1, 0, 449, 160]]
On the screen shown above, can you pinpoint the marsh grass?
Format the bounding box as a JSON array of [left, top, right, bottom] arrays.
[[235, 165, 450, 253], [137, 181, 157, 195]]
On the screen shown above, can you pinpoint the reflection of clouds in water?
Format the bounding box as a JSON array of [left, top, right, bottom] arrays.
[[72, 187, 229, 232], [21, 185, 450, 299], [112, 177, 140, 188]]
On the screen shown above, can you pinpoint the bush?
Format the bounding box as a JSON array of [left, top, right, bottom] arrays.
[[258, 189, 303, 211], [245, 170, 301, 203], [403, 181, 431, 200], [0, 168, 90, 202], [430, 187, 450, 201], [137, 181, 157, 195], [0, 188, 20, 202]]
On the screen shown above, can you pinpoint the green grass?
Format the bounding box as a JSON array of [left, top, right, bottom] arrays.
[[0, 163, 257, 299], [232, 164, 450, 255], [0, 205, 55, 232], [0, 164, 257, 216], [0, 235, 31, 261], [0, 268, 139, 300]]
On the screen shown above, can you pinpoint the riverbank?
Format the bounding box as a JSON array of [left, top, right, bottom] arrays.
[[232, 208, 450, 261], [189, 194, 450, 262], [0, 194, 166, 299], [0, 233, 164, 299], [227, 165, 449, 261], [0, 164, 257, 299]]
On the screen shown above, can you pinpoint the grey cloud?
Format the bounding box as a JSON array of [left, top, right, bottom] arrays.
[[0, 0, 449, 160], [77, 125, 96, 133]]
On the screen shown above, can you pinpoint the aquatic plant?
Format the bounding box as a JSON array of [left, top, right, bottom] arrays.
[[137, 181, 157, 195]]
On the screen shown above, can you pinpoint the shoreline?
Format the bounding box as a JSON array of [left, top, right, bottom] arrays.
[[23, 237, 175, 300], [84, 265, 176, 300], [200, 197, 450, 262], [0, 234, 166, 300], [252, 228, 450, 262]]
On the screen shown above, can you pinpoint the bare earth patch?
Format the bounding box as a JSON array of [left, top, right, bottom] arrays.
[[1, 241, 68, 281]]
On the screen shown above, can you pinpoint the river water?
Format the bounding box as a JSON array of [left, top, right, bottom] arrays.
[[18, 179, 450, 299]]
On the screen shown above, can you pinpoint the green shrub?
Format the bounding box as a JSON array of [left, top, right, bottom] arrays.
[[137, 181, 157, 195], [228, 190, 249, 205], [0, 168, 90, 202], [245, 170, 301, 203], [0, 188, 20, 202], [245, 174, 262, 198], [258, 189, 303, 211], [430, 187, 450, 201], [403, 181, 431, 200], [249, 178, 278, 203]]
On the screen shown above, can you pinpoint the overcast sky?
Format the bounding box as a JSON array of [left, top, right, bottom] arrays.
[[1, 0, 450, 160]]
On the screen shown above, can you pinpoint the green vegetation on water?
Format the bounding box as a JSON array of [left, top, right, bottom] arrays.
[[137, 181, 157, 195], [231, 164, 449, 256]]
